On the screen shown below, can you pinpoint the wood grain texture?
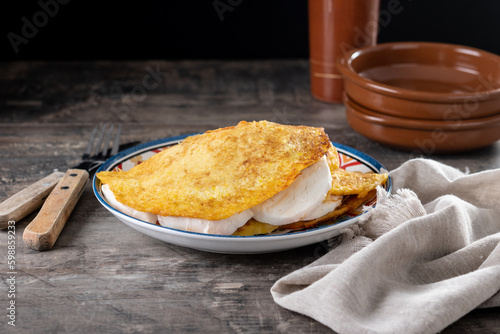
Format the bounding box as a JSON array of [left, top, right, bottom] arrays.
[[0, 60, 499, 333], [0, 171, 64, 229], [23, 169, 89, 251]]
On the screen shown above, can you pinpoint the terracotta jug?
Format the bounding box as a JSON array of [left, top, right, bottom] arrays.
[[309, 0, 380, 103]]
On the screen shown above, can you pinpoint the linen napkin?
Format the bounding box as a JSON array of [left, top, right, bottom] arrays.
[[271, 158, 500, 334]]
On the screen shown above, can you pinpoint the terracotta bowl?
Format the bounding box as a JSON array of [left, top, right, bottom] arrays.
[[344, 94, 500, 153], [337, 42, 500, 120]]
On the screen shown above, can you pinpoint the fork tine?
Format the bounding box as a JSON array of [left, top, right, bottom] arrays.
[[93, 123, 109, 158], [110, 123, 122, 157], [99, 123, 114, 158], [82, 124, 99, 160], [82, 123, 122, 165]]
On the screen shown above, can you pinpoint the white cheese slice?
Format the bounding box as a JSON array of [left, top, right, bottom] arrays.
[[157, 209, 253, 235], [102, 184, 158, 224], [250, 155, 333, 225], [300, 194, 343, 221]]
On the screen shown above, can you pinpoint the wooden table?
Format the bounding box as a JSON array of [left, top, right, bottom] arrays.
[[1, 60, 499, 333]]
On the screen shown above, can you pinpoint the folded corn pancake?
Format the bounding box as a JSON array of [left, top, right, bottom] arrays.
[[330, 168, 389, 198], [97, 120, 388, 236], [97, 120, 336, 220]]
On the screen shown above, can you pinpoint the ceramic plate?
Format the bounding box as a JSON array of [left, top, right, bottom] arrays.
[[93, 134, 392, 254]]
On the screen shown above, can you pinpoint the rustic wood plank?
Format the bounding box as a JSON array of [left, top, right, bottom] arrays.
[[23, 169, 89, 251], [0, 60, 499, 333], [0, 171, 64, 229]]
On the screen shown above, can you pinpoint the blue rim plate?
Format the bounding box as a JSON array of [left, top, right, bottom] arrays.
[[93, 134, 392, 254]]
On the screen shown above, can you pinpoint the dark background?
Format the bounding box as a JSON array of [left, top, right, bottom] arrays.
[[2, 0, 500, 61]]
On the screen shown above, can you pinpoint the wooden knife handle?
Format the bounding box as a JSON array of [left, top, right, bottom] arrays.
[[0, 171, 65, 229], [23, 169, 89, 251]]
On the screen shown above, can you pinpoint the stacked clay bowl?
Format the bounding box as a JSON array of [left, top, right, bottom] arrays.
[[337, 42, 500, 153]]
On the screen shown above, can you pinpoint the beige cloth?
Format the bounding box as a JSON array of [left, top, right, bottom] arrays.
[[271, 159, 500, 334]]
